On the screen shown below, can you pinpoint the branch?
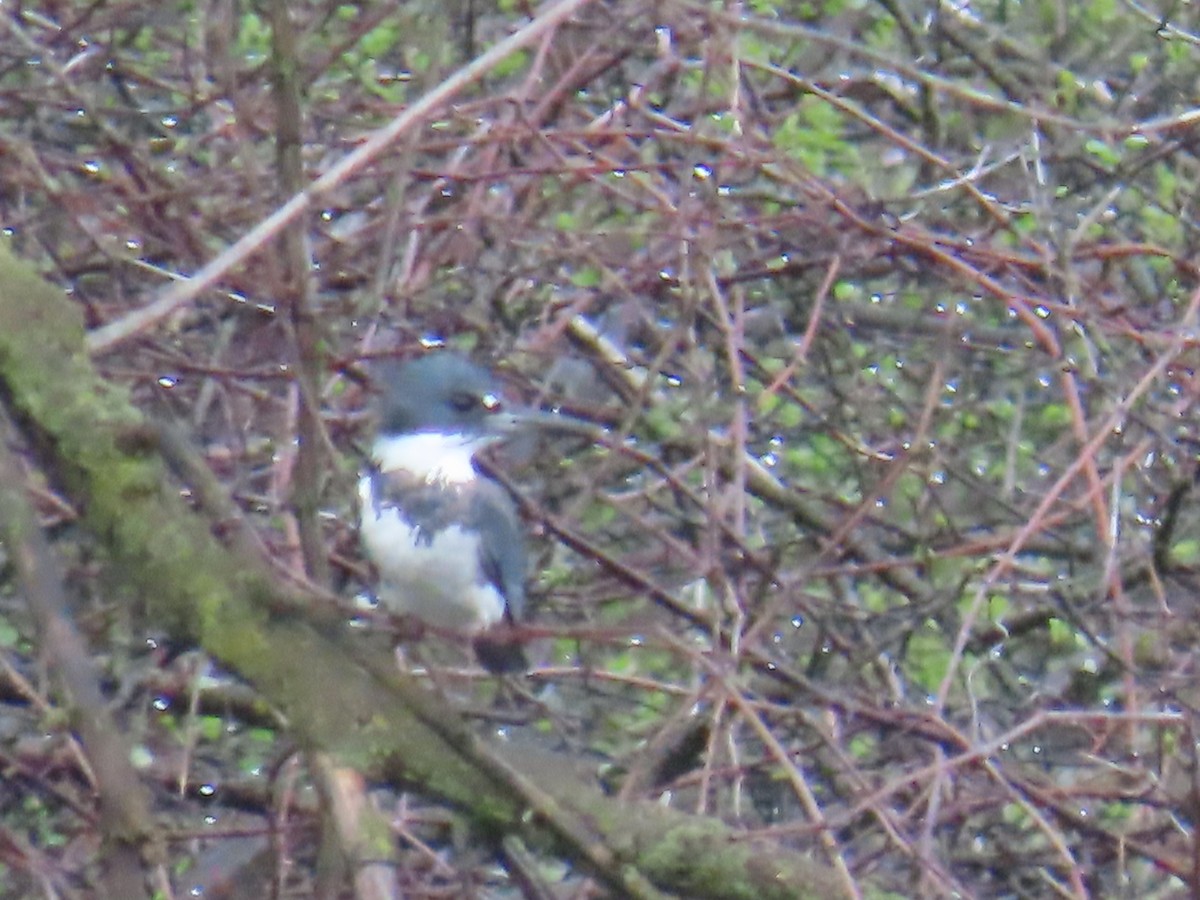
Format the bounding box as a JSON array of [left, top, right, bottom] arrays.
[[0, 415, 155, 899]]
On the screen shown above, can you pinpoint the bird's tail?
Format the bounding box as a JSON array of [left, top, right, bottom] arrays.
[[473, 630, 528, 674]]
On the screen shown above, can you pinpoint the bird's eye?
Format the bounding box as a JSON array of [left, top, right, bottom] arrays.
[[449, 391, 479, 413]]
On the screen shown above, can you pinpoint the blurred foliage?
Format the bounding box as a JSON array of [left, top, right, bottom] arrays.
[[2, 0, 1200, 895]]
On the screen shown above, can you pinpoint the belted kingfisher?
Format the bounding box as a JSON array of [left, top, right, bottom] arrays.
[[357, 353, 541, 672]]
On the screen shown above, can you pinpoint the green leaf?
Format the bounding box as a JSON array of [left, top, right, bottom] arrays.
[[1084, 139, 1120, 168], [569, 268, 601, 288], [200, 716, 224, 742], [906, 620, 950, 693], [493, 49, 529, 80]]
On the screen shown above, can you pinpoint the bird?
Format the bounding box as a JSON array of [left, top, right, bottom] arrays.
[[357, 352, 540, 672]]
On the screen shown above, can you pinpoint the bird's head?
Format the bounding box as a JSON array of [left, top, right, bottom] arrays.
[[375, 353, 518, 441]]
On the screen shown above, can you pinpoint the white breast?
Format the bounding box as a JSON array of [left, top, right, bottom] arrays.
[[356, 474, 507, 630]]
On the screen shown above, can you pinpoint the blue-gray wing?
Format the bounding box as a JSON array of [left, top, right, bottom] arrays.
[[466, 480, 526, 624]]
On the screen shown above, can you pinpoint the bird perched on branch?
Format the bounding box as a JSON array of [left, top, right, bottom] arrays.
[[357, 352, 553, 672]]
